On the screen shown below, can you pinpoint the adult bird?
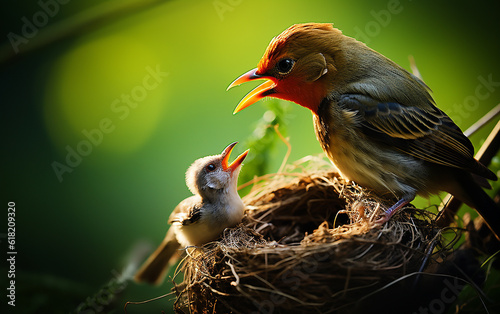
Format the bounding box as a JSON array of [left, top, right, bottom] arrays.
[[227, 23, 499, 237], [134, 142, 249, 285]]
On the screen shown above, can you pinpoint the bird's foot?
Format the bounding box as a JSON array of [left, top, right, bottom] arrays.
[[374, 198, 410, 225]]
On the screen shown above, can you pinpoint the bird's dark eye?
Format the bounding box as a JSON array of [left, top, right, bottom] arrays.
[[276, 58, 295, 74], [206, 164, 216, 172]]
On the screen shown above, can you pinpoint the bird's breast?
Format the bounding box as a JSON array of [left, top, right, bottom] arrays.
[[176, 193, 244, 247], [313, 104, 429, 199]]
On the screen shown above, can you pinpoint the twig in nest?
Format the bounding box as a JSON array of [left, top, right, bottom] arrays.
[[274, 124, 292, 174]]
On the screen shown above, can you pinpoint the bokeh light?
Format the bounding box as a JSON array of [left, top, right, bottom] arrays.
[[44, 33, 168, 154]]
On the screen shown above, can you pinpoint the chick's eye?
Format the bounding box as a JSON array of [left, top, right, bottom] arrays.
[[276, 58, 294, 74], [206, 164, 216, 172]]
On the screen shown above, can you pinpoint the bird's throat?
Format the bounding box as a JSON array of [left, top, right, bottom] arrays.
[[276, 78, 327, 114]]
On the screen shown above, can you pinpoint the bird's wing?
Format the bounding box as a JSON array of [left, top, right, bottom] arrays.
[[133, 227, 180, 285], [168, 195, 203, 226], [338, 93, 478, 171]]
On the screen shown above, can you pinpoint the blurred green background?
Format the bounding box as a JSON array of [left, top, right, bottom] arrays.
[[1, 0, 499, 313]]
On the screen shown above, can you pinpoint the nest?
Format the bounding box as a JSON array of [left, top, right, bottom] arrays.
[[173, 156, 442, 313]]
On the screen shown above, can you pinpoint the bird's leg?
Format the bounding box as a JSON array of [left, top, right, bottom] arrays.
[[375, 197, 411, 224]]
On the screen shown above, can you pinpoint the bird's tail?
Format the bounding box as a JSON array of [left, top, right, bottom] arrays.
[[458, 174, 500, 240], [134, 229, 181, 285]]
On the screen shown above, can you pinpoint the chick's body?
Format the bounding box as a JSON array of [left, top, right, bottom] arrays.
[[171, 191, 244, 248], [134, 142, 248, 285]]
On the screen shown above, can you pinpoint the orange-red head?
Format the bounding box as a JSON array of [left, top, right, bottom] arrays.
[[228, 23, 344, 114]]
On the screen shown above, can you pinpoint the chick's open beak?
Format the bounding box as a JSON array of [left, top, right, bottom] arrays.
[[227, 68, 277, 114], [221, 142, 249, 172]]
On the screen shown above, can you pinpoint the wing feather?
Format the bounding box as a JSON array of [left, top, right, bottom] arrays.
[[168, 195, 203, 225], [338, 94, 479, 173]]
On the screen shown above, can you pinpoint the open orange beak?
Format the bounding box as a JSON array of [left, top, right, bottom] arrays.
[[227, 68, 277, 114], [221, 142, 249, 172]]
